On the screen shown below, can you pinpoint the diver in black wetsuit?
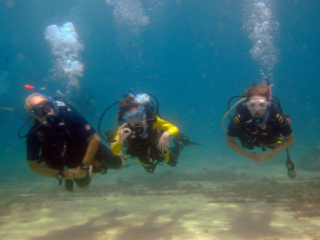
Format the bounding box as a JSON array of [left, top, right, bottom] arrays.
[[24, 92, 125, 192], [225, 83, 295, 178]]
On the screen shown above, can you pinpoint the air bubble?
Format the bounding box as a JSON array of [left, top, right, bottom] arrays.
[[244, 0, 279, 78], [44, 22, 84, 89], [107, 0, 150, 27]]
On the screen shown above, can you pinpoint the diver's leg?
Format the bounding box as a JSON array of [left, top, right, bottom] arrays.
[[74, 169, 92, 191], [167, 133, 200, 167], [92, 144, 125, 174], [166, 144, 181, 167], [173, 133, 200, 149]]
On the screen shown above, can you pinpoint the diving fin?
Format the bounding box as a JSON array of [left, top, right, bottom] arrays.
[[184, 139, 201, 146], [173, 133, 200, 148]]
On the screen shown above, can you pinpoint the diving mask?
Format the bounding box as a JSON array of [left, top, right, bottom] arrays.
[[246, 100, 268, 111], [30, 101, 54, 117], [123, 109, 146, 124]]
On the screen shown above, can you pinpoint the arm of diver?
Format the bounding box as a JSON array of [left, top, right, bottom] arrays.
[[226, 135, 260, 161], [28, 160, 60, 177], [82, 133, 101, 166], [153, 117, 179, 136], [74, 133, 100, 178]]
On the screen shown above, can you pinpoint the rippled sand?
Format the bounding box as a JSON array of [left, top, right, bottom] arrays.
[[1, 155, 320, 240]]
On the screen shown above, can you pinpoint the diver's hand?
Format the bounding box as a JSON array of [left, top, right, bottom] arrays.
[[158, 131, 170, 154], [118, 123, 131, 144], [254, 152, 273, 163], [75, 166, 88, 179], [63, 168, 77, 179]]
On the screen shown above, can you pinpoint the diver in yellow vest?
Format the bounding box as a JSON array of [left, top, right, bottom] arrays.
[[110, 91, 199, 173]]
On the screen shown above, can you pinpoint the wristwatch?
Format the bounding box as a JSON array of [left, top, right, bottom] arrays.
[[56, 172, 64, 181], [80, 163, 90, 170]]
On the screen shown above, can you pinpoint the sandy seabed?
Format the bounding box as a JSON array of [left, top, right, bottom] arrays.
[[1, 154, 320, 240]]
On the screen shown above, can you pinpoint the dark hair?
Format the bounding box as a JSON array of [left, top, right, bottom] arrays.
[[118, 96, 156, 122], [244, 84, 269, 100]]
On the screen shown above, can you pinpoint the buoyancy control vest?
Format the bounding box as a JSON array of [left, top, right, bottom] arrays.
[[234, 102, 284, 150], [124, 117, 164, 164], [34, 102, 71, 169]]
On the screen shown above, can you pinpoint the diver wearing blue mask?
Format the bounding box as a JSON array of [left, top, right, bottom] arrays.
[[110, 92, 200, 173]]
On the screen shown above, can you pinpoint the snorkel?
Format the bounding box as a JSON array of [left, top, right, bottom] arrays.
[[129, 88, 151, 104], [129, 88, 138, 97], [25, 85, 53, 103]]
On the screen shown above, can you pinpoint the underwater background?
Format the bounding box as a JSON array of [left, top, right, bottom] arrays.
[[0, 0, 320, 239]]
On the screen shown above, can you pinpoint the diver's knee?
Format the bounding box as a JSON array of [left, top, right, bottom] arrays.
[[116, 156, 126, 170]]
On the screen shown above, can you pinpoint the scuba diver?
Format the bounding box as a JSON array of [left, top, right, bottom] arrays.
[[22, 86, 125, 192], [105, 90, 199, 173], [223, 81, 296, 179]]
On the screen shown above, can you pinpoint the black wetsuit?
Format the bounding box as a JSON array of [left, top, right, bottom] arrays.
[[26, 111, 122, 187], [227, 102, 292, 150], [123, 120, 182, 173]]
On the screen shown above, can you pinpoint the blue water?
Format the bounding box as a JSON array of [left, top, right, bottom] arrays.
[[0, 0, 320, 239]]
